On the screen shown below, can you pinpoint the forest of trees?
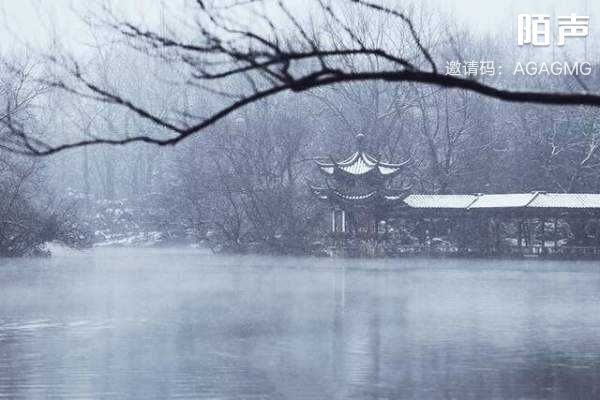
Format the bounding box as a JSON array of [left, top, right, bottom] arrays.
[[1, 1, 600, 256]]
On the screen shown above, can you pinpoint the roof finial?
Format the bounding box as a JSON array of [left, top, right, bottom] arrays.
[[356, 133, 366, 152]]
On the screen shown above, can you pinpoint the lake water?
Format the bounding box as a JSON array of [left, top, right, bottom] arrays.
[[1, 247, 600, 399]]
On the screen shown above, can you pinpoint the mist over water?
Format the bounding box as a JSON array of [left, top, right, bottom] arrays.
[[1, 248, 599, 399]]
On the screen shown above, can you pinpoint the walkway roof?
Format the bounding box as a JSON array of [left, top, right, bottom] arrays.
[[404, 194, 479, 209], [403, 192, 600, 210]]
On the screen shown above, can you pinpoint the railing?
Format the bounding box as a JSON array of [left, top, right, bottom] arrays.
[[392, 244, 600, 258], [326, 232, 600, 258], [330, 232, 389, 240], [556, 246, 600, 257]]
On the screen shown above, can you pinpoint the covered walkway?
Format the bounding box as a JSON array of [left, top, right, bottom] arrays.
[[393, 192, 600, 257]]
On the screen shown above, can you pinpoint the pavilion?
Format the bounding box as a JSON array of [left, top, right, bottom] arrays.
[[311, 135, 600, 257]]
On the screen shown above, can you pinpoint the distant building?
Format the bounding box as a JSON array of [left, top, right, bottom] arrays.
[[310, 133, 410, 237], [311, 135, 600, 258]]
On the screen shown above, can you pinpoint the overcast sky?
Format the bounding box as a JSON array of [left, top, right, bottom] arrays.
[[0, 0, 596, 57]]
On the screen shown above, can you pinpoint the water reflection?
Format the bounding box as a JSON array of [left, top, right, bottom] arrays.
[[1, 249, 600, 399]]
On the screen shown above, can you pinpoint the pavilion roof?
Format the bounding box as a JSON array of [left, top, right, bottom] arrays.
[[309, 185, 408, 205], [315, 133, 409, 179], [316, 151, 409, 178]]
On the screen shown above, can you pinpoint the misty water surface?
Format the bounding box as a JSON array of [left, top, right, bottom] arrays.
[[1, 248, 600, 399]]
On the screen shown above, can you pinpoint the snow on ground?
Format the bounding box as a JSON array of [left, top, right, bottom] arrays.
[[43, 241, 87, 257], [93, 231, 165, 247]]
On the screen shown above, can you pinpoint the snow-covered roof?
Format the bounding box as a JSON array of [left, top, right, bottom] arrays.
[[527, 193, 600, 208], [312, 185, 600, 210], [309, 184, 407, 204], [339, 152, 376, 175], [467, 193, 537, 208], [318, 166, 334, 175], [403, 194, 479, 208], [332, 189, 377, 201], [384, 194, 406, 201], [403, 192, 600, 210], [314, 133, 409, 178], [316, 151, 408, 177]]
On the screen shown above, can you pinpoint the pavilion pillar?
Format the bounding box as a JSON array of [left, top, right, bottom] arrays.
[[494, 218, 501, 254], [479, 214, 486, 254], [424, 217, 428, 238], [554, 217, 559, 254], [455, 216, 463, 252], [462, 216, 469, 253], [485, 215, 492, 254], [517, 218, 523, 255], [331, 209, 336, 233], [541, 216, 547, 256]]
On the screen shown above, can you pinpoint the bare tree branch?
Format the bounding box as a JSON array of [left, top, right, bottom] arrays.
[[3, 0, 600, 156]]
